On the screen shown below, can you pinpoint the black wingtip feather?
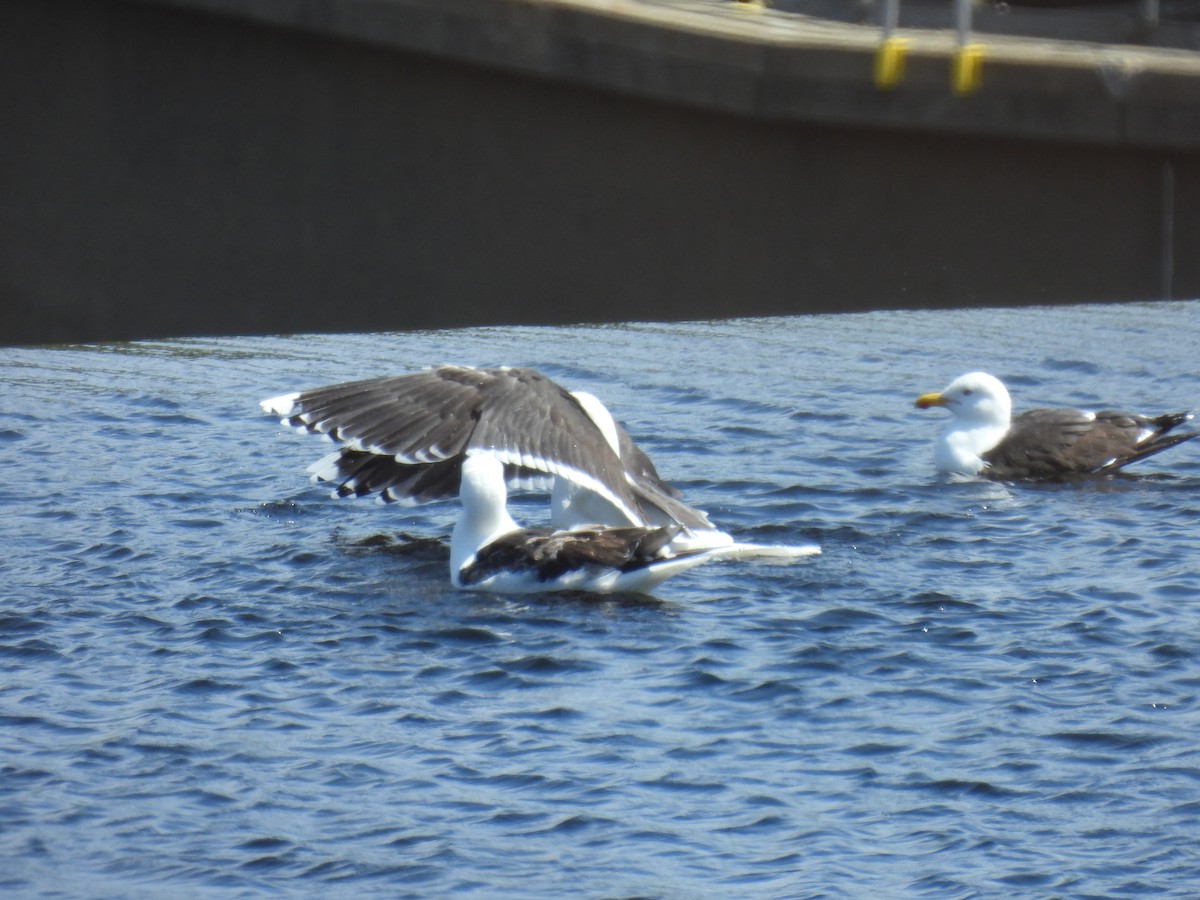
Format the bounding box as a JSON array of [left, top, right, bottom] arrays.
[[1104, 429, 1200, 472]]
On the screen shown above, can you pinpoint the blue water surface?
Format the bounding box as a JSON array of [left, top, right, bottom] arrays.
[[2, 301, 1200, 898]]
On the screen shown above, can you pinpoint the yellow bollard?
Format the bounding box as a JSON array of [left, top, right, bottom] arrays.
[[874, 37, 908, 90], [951, 43, 985, 96]]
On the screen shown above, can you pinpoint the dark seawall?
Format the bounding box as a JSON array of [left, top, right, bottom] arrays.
[[3, 0, 1199, 345]]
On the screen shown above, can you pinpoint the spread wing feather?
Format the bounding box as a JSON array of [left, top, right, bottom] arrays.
[[266, 366, 693, 523]]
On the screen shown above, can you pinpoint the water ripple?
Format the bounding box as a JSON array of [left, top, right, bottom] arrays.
[[3, 303, 1200, 896]]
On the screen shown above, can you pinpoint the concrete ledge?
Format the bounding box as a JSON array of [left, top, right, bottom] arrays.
[[775, 0, 1200, 51], [142, 0, 1200, 148]]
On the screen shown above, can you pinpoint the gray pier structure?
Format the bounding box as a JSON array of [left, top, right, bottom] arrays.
[[3, 0, 1200, 345]]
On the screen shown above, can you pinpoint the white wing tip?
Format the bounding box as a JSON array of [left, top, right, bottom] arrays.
[[305, 450, 343, 481], [261, 391, 300, 416]]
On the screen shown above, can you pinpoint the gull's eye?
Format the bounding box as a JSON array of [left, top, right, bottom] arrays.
[[962, 389, 974, 396]]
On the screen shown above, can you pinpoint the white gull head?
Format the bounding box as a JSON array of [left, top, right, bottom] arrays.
[[915, 371, 1013, 475]]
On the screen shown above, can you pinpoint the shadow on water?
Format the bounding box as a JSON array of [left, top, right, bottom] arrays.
[[338, 531, 450, 560]]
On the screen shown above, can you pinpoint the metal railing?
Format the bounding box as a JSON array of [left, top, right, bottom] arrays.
[[739, 1, 1185, 96]]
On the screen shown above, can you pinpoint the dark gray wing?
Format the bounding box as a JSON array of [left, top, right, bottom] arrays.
[[307, 449, 467, 504], [984, 407, 1197, 479], [613, 422, 678, 498], [466, 368, 637, 517], [264, 368, 486, 461], [1089, 410, 1197, 473], [263, 365, 642, 517], [609, 416, 724, 530]]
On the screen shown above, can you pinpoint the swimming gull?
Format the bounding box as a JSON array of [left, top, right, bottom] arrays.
[[262, 365, 818, 561], [915, 371, 1197, 480], [451, 454, 723, 593]]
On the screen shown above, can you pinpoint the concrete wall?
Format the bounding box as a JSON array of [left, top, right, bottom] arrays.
[[2, 0, 1198, 345]]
